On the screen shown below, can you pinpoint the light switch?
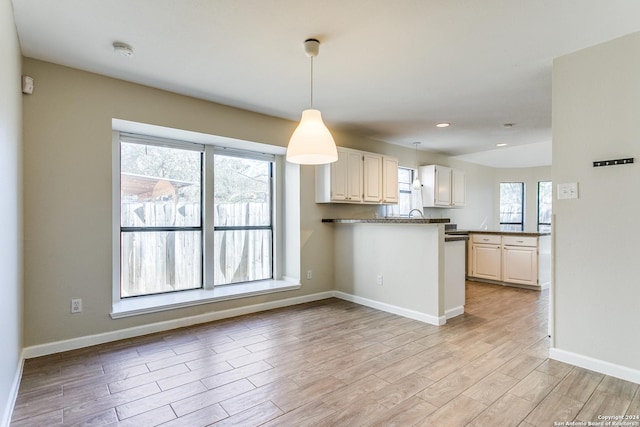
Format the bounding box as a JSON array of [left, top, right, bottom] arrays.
[[22, 76, 34, 94], [557, 182, 578, 200]]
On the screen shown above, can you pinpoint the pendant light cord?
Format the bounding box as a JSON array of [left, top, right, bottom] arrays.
[[310, 55, 314, 108]]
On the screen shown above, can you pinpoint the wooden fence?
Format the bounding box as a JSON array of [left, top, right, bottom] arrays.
[[121, 201, 271, 296]]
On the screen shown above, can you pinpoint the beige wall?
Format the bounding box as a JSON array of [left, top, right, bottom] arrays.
[[22, 58, 497, 348], [552, 31, 640, 372], [21, 58, 325, 346], [21, 54, 563, 355], [0, 0, 23, 420]]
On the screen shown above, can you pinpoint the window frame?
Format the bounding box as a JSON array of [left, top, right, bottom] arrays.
[[385, 166, 418, 218], [537, 181, 552, 232], [499, 182, 525, 232], [111, 129, 295, 316], [119, 137, 205, 298], [212, 149, 275, 287]]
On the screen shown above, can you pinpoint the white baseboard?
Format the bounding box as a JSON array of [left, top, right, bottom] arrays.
[[1, 351, 24, 427], [333, 291, 446, 326], [445, 305, 465, 319], [22, 289, 451, 360], [23, 291, 334, 359], [549, 347, 640, 385]]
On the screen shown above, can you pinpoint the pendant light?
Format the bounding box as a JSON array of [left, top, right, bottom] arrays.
[[286, 38, 338, 165], [412, 142, 422, 189]]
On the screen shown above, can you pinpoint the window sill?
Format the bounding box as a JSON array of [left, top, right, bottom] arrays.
[[110, 279, 301, 319]]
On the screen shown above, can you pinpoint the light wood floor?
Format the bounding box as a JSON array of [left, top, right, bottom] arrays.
[[12, 282, 640, 426]]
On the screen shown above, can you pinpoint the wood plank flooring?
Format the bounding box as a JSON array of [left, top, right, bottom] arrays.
[[12, 282, 639, 426]]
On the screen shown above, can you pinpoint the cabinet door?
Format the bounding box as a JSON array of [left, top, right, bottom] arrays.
[[452, 169, 466, 207], [382, 156, 398, 203], [434, 166, 452, 206], [362, 153, 383, 203], [329, 149, 349, 201], [502, 246, 538, 286], [471, 244, 502, 280], [346, 150, 363, 202]]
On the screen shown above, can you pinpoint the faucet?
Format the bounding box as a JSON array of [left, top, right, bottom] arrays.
[[408, 209, 424, 218]]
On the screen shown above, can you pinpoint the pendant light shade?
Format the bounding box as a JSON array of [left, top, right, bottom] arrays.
[[286, 38, 338, 165], [286, 109, 338, 164]]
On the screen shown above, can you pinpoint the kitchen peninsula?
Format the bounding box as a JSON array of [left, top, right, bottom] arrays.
[[322, 218, 466, 326]]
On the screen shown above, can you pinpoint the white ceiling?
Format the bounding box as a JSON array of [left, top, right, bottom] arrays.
[[11, 0, 640, 167]]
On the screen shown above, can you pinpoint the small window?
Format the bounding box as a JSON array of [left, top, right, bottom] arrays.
[[499, 182, 524, 231], [537, 181, 552, 232], [386, 167, 417, 217]]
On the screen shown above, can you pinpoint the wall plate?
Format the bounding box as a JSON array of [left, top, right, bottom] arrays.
[[557, 182, 578, 200]]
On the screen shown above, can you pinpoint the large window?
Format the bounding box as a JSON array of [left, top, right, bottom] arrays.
[[214, 153, 273, 286], [499, 182, 525, 231], [120, 141, 203, 297], [118, 135, 275, 298], [537, 181, 552, 232]]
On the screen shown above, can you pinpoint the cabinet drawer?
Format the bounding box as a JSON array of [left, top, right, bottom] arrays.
[[471, 234, 501, 244], [502, 236, 537, 247]]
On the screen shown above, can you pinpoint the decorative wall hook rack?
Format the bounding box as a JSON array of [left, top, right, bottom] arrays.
[[592, 158, 634, 167]]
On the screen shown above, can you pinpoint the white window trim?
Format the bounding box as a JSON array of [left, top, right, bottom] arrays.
[[111, 126, 300, 317], [110, 279, 300, 319]]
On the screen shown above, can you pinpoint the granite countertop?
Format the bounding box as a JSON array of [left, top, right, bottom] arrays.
[[322, 218, 451, 224], [321, 219, 548, 238], [322, 218, 468, 241]]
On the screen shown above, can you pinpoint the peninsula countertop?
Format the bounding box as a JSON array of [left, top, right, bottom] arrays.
[[321, 218, 468, 241], [321, 218, 451, 224], [321, 219, 549, 238]]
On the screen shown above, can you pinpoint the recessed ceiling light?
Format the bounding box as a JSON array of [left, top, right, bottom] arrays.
[[496, 143, 508, 147], [113, 42, 134, 57], [436, 122, 450, 128]]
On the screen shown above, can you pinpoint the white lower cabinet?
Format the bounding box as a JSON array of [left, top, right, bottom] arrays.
[[502, 237, 538, 286], [468, 234, 547, 288], [468, 234, 502, 281]]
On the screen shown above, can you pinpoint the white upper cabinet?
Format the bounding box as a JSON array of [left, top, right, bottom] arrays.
[[363, 152, 383, 203], [327, 148, 348, 201], [452, 168, 466, 207], [344, 149, 364, 202], [382, 156, 399, 204], [316, 147, 398, 205], [420, 165, 466, 208]]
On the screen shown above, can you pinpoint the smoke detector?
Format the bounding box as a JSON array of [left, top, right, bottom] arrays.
[[113, 42, 134, 57]]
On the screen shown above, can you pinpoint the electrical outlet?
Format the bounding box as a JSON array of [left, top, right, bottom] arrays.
[[377, 274, 383, 286], [306, 270, 313, 280], [71, 298, 82, 314]]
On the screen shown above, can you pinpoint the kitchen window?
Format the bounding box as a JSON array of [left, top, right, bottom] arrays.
[[385, 166, 417, 217], [112, 129, 297, 317], [537, 181, 552, 232], [499, 182, 524, 231]]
